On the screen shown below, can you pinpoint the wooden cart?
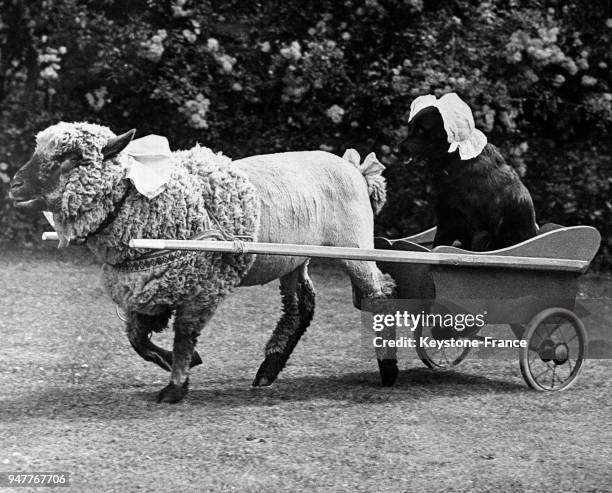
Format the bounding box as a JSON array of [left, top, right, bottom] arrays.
[[369, 224, 601, 391]]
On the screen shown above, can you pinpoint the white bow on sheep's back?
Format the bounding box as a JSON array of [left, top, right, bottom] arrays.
[[122, 134, 174, 199], [408, 92, 487, 161], [342, 148, 385, 177]]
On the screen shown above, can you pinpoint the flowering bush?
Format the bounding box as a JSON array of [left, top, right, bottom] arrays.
[[180, 93, 211, 129], [140, 29, 167, 62], [0, 0, 610, 267], [326, 105, 345, 124]]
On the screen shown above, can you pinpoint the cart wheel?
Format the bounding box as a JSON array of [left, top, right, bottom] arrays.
[[519, 308, 587, 391], [414, 322, 471, 370]]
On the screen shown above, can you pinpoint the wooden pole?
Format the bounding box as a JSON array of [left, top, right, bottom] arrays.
[[127, 238, 587, 273], [40, 232, 588, 272]]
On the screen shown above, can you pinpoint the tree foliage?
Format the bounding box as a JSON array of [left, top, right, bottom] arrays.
[[0, 0, 610, 268]]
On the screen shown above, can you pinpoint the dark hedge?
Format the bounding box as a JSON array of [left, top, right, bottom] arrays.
[[0, 0, 610, 268]]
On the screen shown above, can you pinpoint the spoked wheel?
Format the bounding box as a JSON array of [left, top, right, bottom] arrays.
[[414, 322, 472, 370], [519, 308, 587, 391]]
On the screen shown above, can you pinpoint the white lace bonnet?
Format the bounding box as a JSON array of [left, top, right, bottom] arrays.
[[408, 92, 487, 160]]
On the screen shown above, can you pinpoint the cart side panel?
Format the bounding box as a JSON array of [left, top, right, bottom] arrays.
[[434, 225, 601, 263], [399, 227, 437, 248], [429, 224, 598, 322], [431, 266, 580, 324]]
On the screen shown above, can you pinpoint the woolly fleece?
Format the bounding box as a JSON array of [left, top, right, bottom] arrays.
[[36, 122, 259, 313]]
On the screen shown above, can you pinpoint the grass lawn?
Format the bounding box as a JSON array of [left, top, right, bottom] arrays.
[[0, 247, 610, 492]]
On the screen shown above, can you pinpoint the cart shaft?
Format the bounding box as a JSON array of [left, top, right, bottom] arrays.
[[40, 232, 589, 272], [128, 238, 587, 273]]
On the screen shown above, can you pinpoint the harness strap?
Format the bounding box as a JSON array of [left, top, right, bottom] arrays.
[[82, 182, 132, 241]]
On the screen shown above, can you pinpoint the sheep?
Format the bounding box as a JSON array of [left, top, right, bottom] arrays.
[[9, 122, 396, 403]]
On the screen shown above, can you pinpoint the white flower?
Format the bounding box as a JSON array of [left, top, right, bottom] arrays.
[[561, 58, 578, 75], [259, 41, 271, 53], [552, 74, 566, 87], [405, 0, 424, 10], [171, 1, 190, 18], [183, 29, 197, 43], [141, 31, 167, 62], [581, 75, 598, 87], [40, 66, 58, 80], [577, 58, 589, 70], [207, 38, 219, 52], [85, 86, 108, 112], [509, 51, 522, 63], [280, 41, 302, 61], [326, 104, 345, 124], [190, 114, 208, 129], [181, 93, 211, 129], [216, 54, 236, 73]]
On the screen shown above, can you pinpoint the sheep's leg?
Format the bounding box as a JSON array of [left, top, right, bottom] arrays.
[[126, 310, 202, 372], [157, 301, 218, 403], [374, 321, 399, 387], [253, 262, 315, 387], [126, 310, 173, 371], [339, 259, 398, 387]]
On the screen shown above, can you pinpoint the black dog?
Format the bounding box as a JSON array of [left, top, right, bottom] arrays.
[[401, 105, 537, 251]]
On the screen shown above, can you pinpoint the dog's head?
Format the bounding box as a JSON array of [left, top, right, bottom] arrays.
[[399, 106, 450, 161]]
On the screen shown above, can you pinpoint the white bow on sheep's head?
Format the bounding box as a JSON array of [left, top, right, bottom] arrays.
[[9, 122, 173, 246]]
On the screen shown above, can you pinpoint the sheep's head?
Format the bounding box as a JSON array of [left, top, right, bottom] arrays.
[[10, 122, 135, 243]]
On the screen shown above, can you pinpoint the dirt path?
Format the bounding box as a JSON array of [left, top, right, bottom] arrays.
[[0, 249, 610, 492]]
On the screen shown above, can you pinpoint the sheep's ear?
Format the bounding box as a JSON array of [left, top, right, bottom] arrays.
[[102, 129, 136, 160]]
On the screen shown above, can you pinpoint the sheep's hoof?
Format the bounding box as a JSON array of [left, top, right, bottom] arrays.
[[377, 359, 398, 387], [252, 376, 272, 387], [157, 378, 189, 403], [252, 354, 284, 387]]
